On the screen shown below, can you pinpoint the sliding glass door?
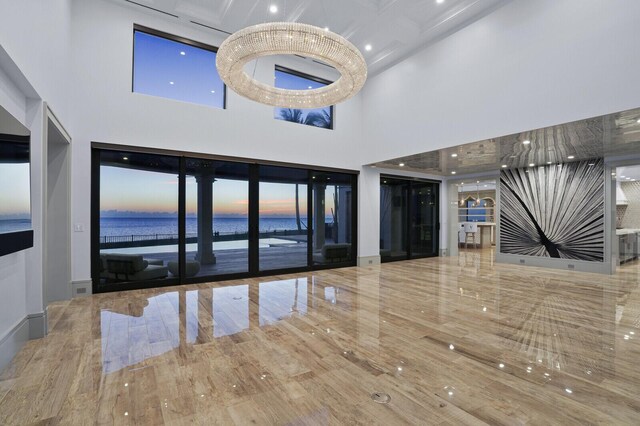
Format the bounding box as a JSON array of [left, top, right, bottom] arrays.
[[380, 178, 409, 261], [95, 150, 180, 288], [380, 176, 439, 262], [185, 159, 250, 279], [409, 182, 438, 257], [92, 146, 357, 293], [258, 166, 309, 272], [312, 172, 354, 266]]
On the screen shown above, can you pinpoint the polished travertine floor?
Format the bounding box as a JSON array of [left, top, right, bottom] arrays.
[[2, 249, 640, 425]]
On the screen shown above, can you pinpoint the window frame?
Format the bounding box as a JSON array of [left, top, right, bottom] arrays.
[[274, 65, 335, 130], [132, 24, 227, 109], [91, 142, 358, 294]]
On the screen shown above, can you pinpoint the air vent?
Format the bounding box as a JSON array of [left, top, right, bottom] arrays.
[[190, 21, 232, 35], [312, 59, 336, 70], [125, 1, 179, 18], [568, 264, 575, 270], [371, 392, 391, 404], [519, 259, 525, 264]]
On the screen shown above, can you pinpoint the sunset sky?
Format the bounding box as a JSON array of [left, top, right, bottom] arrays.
[[0, 163, 30, 217], [100, 166, 335, 217]]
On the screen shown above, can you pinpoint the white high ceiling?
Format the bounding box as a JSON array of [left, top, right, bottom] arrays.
[[114, 0, 513, 75]]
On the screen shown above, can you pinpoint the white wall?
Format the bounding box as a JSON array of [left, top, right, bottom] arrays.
[[3, 0, 640, 297], [0, 1, 71, 351], [0, 59, 34, 350], [362, 0, 640, 164], [69, 0, 364, 282], [0, 0, 72, 125]]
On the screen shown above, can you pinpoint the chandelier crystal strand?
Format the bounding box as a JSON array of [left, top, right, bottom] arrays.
[[216, 22, 367, 108]]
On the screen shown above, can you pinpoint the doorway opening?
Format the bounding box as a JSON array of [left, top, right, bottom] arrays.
[[613, 164, 640, 276], [44, 108, 71, 303], [448, 178, 497, 265]]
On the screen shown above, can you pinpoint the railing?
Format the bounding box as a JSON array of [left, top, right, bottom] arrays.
[[99, 229, 309, 249], [458, 206, 495, 223]]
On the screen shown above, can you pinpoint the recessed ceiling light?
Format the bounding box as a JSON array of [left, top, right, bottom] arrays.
[[399, 163, 405, 167], [451, 171, 456, 175], [169, 81, 174, 85], [324, 26, 329, 31], [180, 51, 186, 56], [476, 180, 480, 184], [637, 118, 640, 123], [123, 157, 128, 160], [632, 179, 637, 181], [621, 175, 626, 178], [308, 86, 313, 89], [547, 161, 552, 164], [501, 164, 507, 168], [210, 90, 215, 94], [484, 185, 488, 187], [626, 177, 631, 180], [567, 155, 575, 159], [529, 163, 535, 167], [451, 153, 458, 157], [437, 0, 445, 3], [588, 163, 595, 166], [523, 140, 531, 145], [269, 4, 278, 13], [364, 44, 372, 51]]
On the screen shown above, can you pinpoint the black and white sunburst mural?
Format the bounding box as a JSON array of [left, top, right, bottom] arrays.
[[500, 159, 604, 261]]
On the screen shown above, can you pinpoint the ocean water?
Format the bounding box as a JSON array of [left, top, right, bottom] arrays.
[[99, 216, 319, 237], [0, 219, 31, 234]]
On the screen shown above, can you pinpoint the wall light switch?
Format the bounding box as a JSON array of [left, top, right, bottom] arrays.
[[74, 223, 84, 232]]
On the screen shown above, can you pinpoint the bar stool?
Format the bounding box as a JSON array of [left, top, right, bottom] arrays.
[[464, 222, 478, 248]]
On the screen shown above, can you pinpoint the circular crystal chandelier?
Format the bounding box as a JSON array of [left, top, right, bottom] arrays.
[[216, 22, 367, 108]]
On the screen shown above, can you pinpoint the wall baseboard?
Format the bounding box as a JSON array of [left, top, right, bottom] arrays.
[[0, 311, 49, 372], [72, 279, 92, 297], [0, 317, 30, 373], [28, 311, 47, 339], [496, 253, 612, 275], [357, 255, 381, 266]]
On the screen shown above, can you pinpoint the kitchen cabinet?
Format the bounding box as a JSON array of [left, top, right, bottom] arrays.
[[618, 231, 639, 264]]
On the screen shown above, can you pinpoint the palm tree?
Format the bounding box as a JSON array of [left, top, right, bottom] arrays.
[[279, 108, 331, 129], [304, 110, 332, 129], [279, 108, 305, 124]]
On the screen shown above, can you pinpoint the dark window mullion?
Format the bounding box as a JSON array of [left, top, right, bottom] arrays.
[[249, 164, 260, 274], [178, 157, 186, 282], [406, 183, 412, 260], [307, 171, 313, 268], [91, 148, 101, 292]]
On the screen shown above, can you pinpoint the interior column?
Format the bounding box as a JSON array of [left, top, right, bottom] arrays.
[[196, 174, 216, 265]]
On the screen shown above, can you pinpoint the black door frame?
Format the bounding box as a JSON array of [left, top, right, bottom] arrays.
[[380, 174, 441, 263], [91, 144, 359, 293]]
